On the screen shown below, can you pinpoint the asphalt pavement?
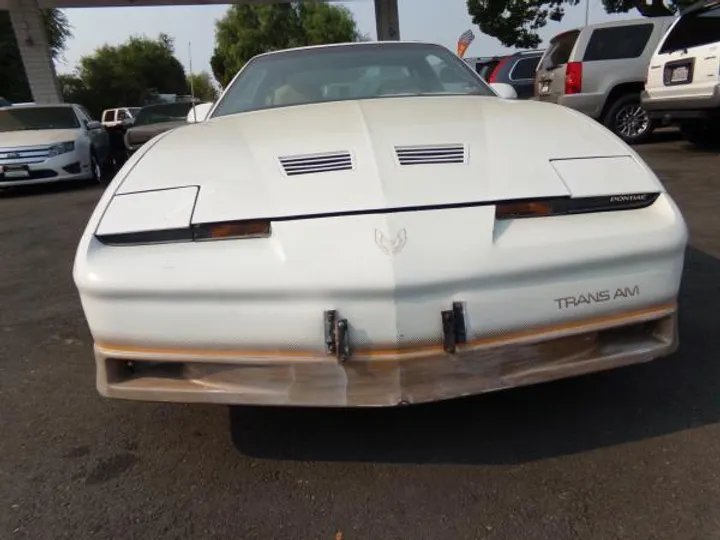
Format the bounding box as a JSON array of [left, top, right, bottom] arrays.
[[1, 132, 719, 540]]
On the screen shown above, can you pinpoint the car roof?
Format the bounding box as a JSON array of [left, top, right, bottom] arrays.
[[680, 0, 720, 15], [555, 14, 676, 37], [5, 102, 76, 109]]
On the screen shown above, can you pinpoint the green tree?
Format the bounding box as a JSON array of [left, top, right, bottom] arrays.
[[187, 71, 219, 101], [210, 1, 365, 88], [0, 9, 72, 102], [66, 33, 188, 117], [466, 0, 695, 49]]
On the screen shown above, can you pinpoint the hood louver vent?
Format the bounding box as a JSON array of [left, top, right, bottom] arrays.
[[279, 151, 353, 176], [395, 144, 466, 165]]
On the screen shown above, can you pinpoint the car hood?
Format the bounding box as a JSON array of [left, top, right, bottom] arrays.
[[115, 95, 660, 223], [0, 129, 79, 148]]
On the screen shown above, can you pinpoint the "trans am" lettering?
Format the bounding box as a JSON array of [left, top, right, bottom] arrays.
[[553, 285, 640, 310]]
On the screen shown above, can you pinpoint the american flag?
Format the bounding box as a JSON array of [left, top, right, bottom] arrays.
[[457, 29, 475, 58]]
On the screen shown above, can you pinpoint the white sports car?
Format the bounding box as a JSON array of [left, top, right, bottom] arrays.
[[73, 41, 688, 407]]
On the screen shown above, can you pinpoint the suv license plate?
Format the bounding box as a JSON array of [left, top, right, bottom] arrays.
[[671, 66, 689, 83]]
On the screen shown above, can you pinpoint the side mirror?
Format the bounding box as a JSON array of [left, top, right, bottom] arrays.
[[86, 120, 102, 130], [490, 82, 518, 100]]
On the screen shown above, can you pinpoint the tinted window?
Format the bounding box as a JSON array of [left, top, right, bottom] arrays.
[[211, 43, 494, 118], [102, 110, 115, 122], [659, 5, 720, 53], [0, 107, 80, 132], [475, 60, 499, 79], [539, 30, 580, 70], [582, 24, 654, 61], [117, 110, 129, 121], [510, 56, 540, 79], [133, 102, 195, 126]]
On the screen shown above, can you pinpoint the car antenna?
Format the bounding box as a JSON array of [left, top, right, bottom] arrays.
[[188, 40, 197, 123]]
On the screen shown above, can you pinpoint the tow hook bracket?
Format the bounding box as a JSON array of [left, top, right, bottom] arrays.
[[324, 310, 351, 362], [442, 301, 467, 354]]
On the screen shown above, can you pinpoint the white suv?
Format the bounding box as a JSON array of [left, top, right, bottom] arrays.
[[642, 0, 720, 148]]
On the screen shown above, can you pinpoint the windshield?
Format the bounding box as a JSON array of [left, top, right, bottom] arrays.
[[211, 42, 495, 118], [538, 30, 580, 71], [660, 4, 720, 53], [133, 102, 195, 126], [0, 106, 80, 132]]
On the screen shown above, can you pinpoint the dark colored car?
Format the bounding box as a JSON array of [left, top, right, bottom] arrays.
[[465, 56, 505, 81], [124, 101, 198, 156], [467, 50, 545, 99], [0, 97, 12, 107]]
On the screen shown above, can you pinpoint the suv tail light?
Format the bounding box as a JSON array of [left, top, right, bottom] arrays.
[[565, 61, 583, 94], [488, 57, 510, 83]]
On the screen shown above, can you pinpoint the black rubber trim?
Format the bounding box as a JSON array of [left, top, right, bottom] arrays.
[[496, 192, 660, 219], [95, 192, 661, 246]]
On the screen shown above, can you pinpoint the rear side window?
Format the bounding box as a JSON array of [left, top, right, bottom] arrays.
[[659, 5, 720, 53], [102, 110, 115, 122], [582, 24, 654, 61], [510, 56, 540, 80], [538, 30, 580, 70]]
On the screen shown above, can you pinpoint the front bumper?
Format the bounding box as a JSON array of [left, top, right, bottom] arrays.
[[95, 304, 678, 407], [0, 148, 92, 187]]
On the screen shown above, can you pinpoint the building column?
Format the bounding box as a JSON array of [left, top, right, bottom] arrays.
[[7, 0, 62, 103], [374, 0, 400, 41]]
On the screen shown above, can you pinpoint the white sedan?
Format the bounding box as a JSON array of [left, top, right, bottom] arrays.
[[0, 103, 109, 187], [73, 41, 688, 407]]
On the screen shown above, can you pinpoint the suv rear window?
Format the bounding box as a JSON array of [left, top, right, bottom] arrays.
[[102, 110, 115, 122], [472, 59, 500, 79], [659, 4, 720, 53], [582, 23, 654, 61], [510, 56, 541, 80], [538, 30, 580, 70]]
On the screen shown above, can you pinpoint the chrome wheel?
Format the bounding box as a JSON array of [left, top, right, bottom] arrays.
[[614, 104, 650, 140]]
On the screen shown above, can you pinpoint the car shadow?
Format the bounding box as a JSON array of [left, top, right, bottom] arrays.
[[0, 176, 111, 199], [229, 246, 720, 465], [637, 127, 683, 146]]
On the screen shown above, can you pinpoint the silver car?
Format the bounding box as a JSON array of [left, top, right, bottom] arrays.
[[0, 103, 110, 187], [533, 16, 676, 144]]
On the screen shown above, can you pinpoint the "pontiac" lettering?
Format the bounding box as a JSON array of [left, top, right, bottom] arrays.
[[609, 194, 647, 203], [553, 285, 639, 310]]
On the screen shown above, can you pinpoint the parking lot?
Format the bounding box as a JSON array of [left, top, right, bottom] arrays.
[[0, 132, 719, 540]]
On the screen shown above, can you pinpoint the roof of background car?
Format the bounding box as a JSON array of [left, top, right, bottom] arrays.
[[3, 102, 76, 109], [554, 13, 676, 37]]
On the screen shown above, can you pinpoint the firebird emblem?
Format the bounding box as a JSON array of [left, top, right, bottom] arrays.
[[375, 229, 407, 256]]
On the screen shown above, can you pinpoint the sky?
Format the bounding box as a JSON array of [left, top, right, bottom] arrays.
[[54, 0, 641, 79]]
